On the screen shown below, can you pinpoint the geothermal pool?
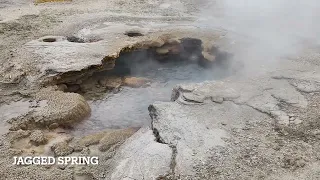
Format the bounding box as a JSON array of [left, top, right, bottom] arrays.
[[68, 38, 233, 136]]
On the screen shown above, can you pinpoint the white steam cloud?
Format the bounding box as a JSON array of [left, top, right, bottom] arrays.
[[197, 0, 320, 74]]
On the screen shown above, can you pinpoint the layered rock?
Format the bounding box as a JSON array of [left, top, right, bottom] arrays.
[[8, 88, 90, 130]]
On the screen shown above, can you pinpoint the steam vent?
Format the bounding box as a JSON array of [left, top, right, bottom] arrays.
[[1, 0, 320, 180]]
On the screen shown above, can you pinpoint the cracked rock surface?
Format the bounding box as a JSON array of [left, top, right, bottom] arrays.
[[146, 57, 320, 179], [110, 128, 172, 180]]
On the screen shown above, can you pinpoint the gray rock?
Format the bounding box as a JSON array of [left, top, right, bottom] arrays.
[[110, 128, 172, 180], [48, 123, 59, 130], [11, 88, 91, 130], [51, 141, 74, 156], [150, 100, 268, 178], [182, 92, 206, 103], [211, 96, 224, 103], [29, 130, 47, 146]]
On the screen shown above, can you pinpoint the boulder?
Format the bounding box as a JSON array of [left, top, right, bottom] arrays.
[[7, 88, 91, 130], [33, 89, 91, 127]]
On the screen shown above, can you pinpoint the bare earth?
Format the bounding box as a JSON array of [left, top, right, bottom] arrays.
[[1, 0, 320, 180]]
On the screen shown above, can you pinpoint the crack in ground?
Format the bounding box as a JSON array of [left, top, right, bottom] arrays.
[[149, 105, 178, 180]]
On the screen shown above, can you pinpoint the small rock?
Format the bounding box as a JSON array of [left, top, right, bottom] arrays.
[[67, 36, 85, 43], [156, 47, 169, 55], [66, 84, 80, 92], [51, 141, 74, 156], [293, 118, 302, 125], [29, 101, 39, 108], [278, 115, 290, 125], [30, 130, 47, 146], [211, 96, 224, 103], [166, 38, 180, 44], [145, 39, 165, 47], [98, 76, 122, 89], [202, 51, 216, 62], [70, 144, 84, 152], [19, 123, 28, 130], [123, 77, 151, 88], [57, 84, 68, 92], [57, 164, 68, 170], [167, 44, 181, 54], [49, 123, 59, 130], [242, 126, 250, 130], [80, 147, 90, 155], [65, 136, 74, 143], [9, 123, 21, 131], [313, 130, 320, 135]]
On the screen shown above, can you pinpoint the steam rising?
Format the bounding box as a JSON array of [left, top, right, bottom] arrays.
[[198, 0, 320, 74]]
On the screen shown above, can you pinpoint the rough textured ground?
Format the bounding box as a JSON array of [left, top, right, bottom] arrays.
[[150, 59, 320, 179], [1, 0, 320, 180]]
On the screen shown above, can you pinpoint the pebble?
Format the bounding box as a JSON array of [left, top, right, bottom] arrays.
[[156, 47, 169, 54], [211, 96, 224, 103], [293, 118, 302, 124], [57, 164, 67, 170], [49, 123, 59, 130]]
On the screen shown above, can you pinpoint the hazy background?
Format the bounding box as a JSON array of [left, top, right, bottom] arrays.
[[197, 0, 320, 75]]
